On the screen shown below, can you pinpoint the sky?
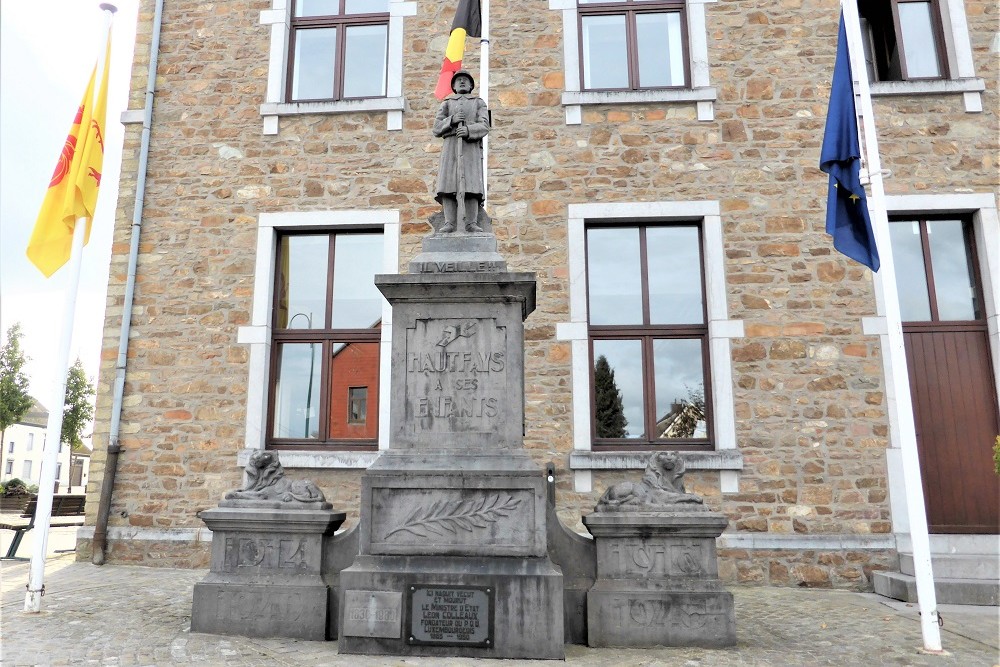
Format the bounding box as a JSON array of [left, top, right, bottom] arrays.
[[0, 1, 139, 414]]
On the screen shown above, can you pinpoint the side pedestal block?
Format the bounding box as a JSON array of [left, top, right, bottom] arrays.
[[583, 511, 736, 648], [191, 507, 345, 640]]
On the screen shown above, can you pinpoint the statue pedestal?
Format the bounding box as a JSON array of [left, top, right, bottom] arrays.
[[191, 507, 345, 640], [337, 272, 564, 660], [583, 512, 736, 648]]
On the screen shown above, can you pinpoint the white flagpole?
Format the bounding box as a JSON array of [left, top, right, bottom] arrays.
[[24, 3, 116, 614], [479, 0, 490, 205], [840, 1, 942, 652]]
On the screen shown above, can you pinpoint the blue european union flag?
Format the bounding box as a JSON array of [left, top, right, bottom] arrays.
[[820, 14, 880, 272]]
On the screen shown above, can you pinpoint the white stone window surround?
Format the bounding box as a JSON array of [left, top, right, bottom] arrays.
[[259, 0, 417, 135], [236, 210, 401, 470], [548, 0, 718, 124], [863, 193, 999, 535], [866, 0, 984, 113], [557, 201, 744, 494]]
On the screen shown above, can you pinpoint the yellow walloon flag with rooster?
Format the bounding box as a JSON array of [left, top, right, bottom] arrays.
[[27, 30, 112, 277]]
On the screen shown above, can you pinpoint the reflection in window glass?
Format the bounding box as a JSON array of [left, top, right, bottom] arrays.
[[587, 227, 643, 324], [897, 2, 942, 78], [332, 234, 384, 329], [636, 13, 684, 87], [653, 339, 706, 439], [292, 28, 337, 100], [343, 24, 388, 98], [582, 15, 629, 89], [348, 387, 368, 424], [277, 236, 328, 329], [593, 340, 644, 439], [889, 221, 932, 321], [273, 343, 323, 439], [329, 342, 380, 438], [646, 227, 703, 324], [927, 220, 978, 320], [344, 0, 389, 13], [296, 0, 340, 17]]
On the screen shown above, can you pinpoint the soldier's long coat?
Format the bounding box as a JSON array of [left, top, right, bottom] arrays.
[[433, 94, 490, 202]]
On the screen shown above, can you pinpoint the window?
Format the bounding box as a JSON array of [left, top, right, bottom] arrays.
[[22, 461, 31, 480], [578, 0, 688, 91], [586, 224, 710, 447], [260, 0, 413, 133], [56, 462, 62, 480], [268, 230, 384, 449], [347, 387, 368, 425], [6, 441, 13, 454], [288, 0, 389, 102], [27, 434, 34, 451], [860, 0, 947, 81], [888, 217, 983, 323], [4, 461, 12, 475]]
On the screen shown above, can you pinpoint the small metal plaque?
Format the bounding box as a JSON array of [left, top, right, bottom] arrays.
[[406, 584, 494, 647], [342, 590, 403, 638]]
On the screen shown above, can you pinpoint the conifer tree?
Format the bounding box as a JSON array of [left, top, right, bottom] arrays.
[[594, 354, 627, 438]]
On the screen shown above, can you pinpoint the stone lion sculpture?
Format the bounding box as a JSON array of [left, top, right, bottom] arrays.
[[223, 451, 329, 507], [596, 451, 705, 512]]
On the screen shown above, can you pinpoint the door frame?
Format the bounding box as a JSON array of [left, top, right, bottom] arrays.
[[871, 193, 1000, 541]]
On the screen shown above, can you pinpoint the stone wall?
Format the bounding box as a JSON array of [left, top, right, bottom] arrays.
[[83, 0, 997, 588]]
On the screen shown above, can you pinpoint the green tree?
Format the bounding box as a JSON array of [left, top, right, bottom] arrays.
[[594, 354, 627, 438], [0, 323, 33, 476], [62, 359, 95, 488]]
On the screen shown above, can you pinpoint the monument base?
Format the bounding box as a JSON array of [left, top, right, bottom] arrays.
[[583, 511, 737, 648], [338, 555, 564, 659], [191, 507, 344, 640]]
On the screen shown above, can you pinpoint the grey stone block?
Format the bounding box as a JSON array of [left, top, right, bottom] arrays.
[[583, 511, 736, 648], [191, 507, 345, 640], [338, 555, 564, 659]]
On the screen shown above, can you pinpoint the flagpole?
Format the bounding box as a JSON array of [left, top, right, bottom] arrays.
[[24, 3, 116, 614], [479, 0, 490, 205], [840, 1, 942, 652]]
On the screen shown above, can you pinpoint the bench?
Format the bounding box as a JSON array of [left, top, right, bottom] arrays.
[[0, 495, 86, 560]]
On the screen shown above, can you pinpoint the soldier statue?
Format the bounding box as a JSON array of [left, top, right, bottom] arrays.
[[433, 70, 490, 233]]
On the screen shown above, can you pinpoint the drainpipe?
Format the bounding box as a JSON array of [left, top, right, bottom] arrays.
[[92, 0, 164, 565]]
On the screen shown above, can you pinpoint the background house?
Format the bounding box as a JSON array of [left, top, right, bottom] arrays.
[[78, 0, 998, 592], [2, 398, 91, 494]]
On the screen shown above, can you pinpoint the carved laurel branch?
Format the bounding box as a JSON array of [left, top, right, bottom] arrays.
[[383, 494, 521, 539]]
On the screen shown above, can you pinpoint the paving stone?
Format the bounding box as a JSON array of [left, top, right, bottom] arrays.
[[1, 556, 996, 666]]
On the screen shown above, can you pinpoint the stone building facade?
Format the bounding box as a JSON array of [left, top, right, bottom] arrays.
[[78, 0, 999, 591]]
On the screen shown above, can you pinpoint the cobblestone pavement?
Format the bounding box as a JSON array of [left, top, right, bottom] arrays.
[[1, 555, 997, 667]]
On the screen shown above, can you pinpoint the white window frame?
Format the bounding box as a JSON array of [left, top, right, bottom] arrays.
[[557, 201, 743, 494], [864, 0, 984, 112], [548, 0, 717, 124], [237, 210, 401, 469], [259, 0, 417, 135], [22, 460, 32, 481], [865, 193, 999, 535]]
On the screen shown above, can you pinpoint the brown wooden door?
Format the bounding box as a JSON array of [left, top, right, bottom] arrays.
[[890, 217, 999, 534]]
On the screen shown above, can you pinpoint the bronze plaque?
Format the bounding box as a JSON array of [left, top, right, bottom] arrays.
[[406, 584, 494, 647]]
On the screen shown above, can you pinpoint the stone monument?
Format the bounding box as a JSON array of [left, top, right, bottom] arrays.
[[583, 452, 736, 647], [191, 451, 346, 640], [337, 70, 564, 660]]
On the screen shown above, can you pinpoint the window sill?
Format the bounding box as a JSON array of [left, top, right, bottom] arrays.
[[259, 97, 407, 134], [238, 448, 380, 469], [561, 88, 717, 124], [870, 78, 984, 112], [569, 449, 743, 472]]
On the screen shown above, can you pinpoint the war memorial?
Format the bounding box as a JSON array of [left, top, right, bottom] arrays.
[[190, 70, 736, 656]]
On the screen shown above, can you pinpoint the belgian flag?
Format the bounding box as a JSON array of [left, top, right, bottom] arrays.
[[434, 0, 482, 100]]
